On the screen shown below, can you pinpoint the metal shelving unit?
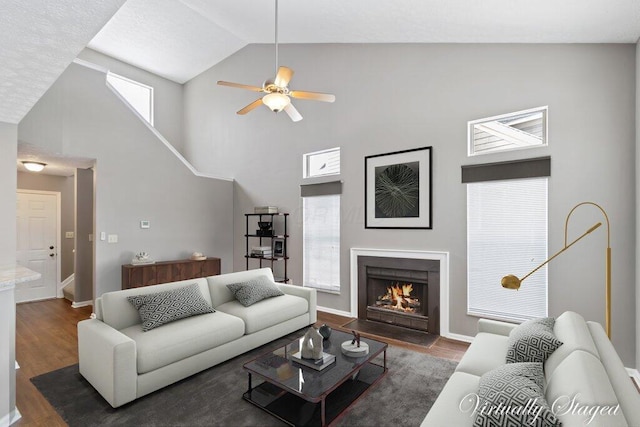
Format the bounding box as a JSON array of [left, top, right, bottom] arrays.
[[244, 213, 289, 283]]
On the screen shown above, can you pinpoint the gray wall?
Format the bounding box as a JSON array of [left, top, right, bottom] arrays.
[[184, 43, 637, 366], [17, 171, 75, 281], [19, 63, 234, 298], [0, 122, 17, 423], [77, 48, 185, 154], [75, 168, 94, 303], [636, 40, 640, 372]]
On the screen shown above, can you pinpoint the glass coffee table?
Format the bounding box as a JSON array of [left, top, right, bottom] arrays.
[[243, 329, 388, 426]]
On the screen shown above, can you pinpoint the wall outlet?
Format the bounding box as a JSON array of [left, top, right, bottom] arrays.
[[65, 231, 75, 239], [108, 234, 118, 243]]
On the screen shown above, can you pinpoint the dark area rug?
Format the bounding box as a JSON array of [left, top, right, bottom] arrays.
[[31, 333, 456, 426]]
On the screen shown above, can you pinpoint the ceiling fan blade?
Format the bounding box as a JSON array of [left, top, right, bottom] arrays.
[[290, 90, 335, 103], [274, 66, 294, 87], [284, 103, 303, 122], [237, 98, 263, 115], [217, 81, 263, 92]]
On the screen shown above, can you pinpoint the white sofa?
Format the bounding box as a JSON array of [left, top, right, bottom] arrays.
[[422, 311, 640, 427], [78, 268, 316, 408]]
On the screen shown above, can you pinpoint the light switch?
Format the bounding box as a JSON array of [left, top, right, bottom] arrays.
[[140, 220, 150, 229], [100, 232, 106, 241], [108, 234, 118, 243], [65, 231, 75, 239], [89, 234, 93, 242]]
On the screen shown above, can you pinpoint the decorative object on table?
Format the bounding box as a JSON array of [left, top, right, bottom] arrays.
[[300, 327, 323, 360], [256, 221, 273, 237], [131, 251, 155, 265], [254, 206, 279, 214], [501, 201, 612, 338], [318, 324, 332, 340], [341, 330, 369, 357], [290, 350, 336, 371], [190, 252, 206, 261], [365, 146, 432, 229], [272, 237, 285, 258]]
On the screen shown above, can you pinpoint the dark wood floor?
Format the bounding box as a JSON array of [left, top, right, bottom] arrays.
[[13, 299, 468, 426]]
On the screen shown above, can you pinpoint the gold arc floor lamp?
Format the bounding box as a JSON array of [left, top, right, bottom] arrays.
[[501, 202, 611, 338]]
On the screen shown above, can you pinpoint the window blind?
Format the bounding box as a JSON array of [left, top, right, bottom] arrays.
[[467, 177, 548, 322], [302, 194, 340, 293]]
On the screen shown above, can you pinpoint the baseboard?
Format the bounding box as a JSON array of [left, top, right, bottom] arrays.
[[0, 407, 22, 427], [59, 274, 74, 298], [442, 331, 474, 344], [71, 300, 93, 309], [317, 305, 353, 319], [626, 368, 640, 389]]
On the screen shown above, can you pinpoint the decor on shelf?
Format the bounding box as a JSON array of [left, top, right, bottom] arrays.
[[131, 251, 154, 265], [300, 327, 323, 360], [254, 206, 278, 214], [22, 161, 46, 172], [272, 237, 285, 258], [216, 0, 335, 122], [245, 213, 289, 283], [318, 324, 332, 340], [365, 147, 432, 229], [501, 201, 611, 337], [190, 252, 206, 261]]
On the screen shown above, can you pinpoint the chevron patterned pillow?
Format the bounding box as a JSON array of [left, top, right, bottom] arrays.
[[127, 283, 215, 331], [506, 317, 563, 364], [473, 362, 561, 427], [226, 276, 284, 307]]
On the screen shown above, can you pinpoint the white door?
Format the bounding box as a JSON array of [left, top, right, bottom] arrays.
[[16, 191, 58, 303]]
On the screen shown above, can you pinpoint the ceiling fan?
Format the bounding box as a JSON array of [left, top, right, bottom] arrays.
[[217, 0, 335, 122]]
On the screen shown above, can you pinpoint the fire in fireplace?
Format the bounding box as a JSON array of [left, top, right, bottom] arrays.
[[375, 283, 421, 313]]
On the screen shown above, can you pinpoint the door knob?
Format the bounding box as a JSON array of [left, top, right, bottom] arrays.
[[49, 253, 55, 257], [49, 246, 54, 250]]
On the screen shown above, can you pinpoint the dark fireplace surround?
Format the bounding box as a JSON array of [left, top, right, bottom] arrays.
[[357, 256, 440, 335]]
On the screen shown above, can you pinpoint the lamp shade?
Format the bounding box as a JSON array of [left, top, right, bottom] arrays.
[[262, 93, 290, 112], [22, 161, 46, 172]]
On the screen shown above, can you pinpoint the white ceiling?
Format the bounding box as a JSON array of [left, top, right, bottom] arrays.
[[17, 142, 95, 177], [88, 0, 640, 84]]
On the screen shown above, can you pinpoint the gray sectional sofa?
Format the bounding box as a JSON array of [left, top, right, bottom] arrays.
[[78, 268, 316, 408], [422, 311, 640, 426]]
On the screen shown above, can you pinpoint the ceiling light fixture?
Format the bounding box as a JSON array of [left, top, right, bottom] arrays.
[[262, 92, 290, 112], [22, 161, 46, 172]]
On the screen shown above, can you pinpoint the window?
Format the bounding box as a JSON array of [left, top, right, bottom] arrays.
[[468, 106, 547, 156], [303, 147, 340, 178], [106, 72, 154, 125], [467, 177, 548, 322]]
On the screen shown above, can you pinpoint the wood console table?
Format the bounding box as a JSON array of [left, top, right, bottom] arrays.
[[121, 257, 221, 289]]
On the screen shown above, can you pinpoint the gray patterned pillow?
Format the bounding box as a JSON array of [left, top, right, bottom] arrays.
[[507, 317, 563, 364], [127, 283, 214, 331], [226, 276, 284, 307], [473, 362, 561, 427]]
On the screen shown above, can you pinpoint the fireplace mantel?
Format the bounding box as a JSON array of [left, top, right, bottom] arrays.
[[350, 248, 450, 338]]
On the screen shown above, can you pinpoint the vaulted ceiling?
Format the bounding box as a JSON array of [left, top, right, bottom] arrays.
[[2, 0, 640, 124]]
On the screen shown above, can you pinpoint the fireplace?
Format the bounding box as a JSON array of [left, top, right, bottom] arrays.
[[366, 266, 430, 331], [357, 256, 440, 335]]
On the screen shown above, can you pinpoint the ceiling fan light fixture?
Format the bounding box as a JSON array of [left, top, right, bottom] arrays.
[[263, 92, 290, 112], [22, 161, 46, 172]]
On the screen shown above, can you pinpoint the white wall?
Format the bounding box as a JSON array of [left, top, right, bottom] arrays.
[[184, 43, 637, 366], [0, 123, 17, 424], [77, 48, 185, 154], [19, 63, 234, 297]]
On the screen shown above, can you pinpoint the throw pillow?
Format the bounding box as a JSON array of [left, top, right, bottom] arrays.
[[473, 362, 562, 427], [127, 283, 214, 331], [226, 276, 284, 307], [506, 317, 563, 364]]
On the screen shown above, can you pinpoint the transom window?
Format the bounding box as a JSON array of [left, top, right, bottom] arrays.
[[303, 147, 340, 178], [106, 72, 154, 125]]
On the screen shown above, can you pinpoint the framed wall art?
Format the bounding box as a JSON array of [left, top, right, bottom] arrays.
[[364, 146, 432, 229]]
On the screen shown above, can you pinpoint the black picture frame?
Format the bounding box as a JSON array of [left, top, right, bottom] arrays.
[[364, 146, 432, 229], [272, 237, 285, 257]]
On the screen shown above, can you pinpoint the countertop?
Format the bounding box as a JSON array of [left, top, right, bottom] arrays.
[[0, 264, 41, 291]]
